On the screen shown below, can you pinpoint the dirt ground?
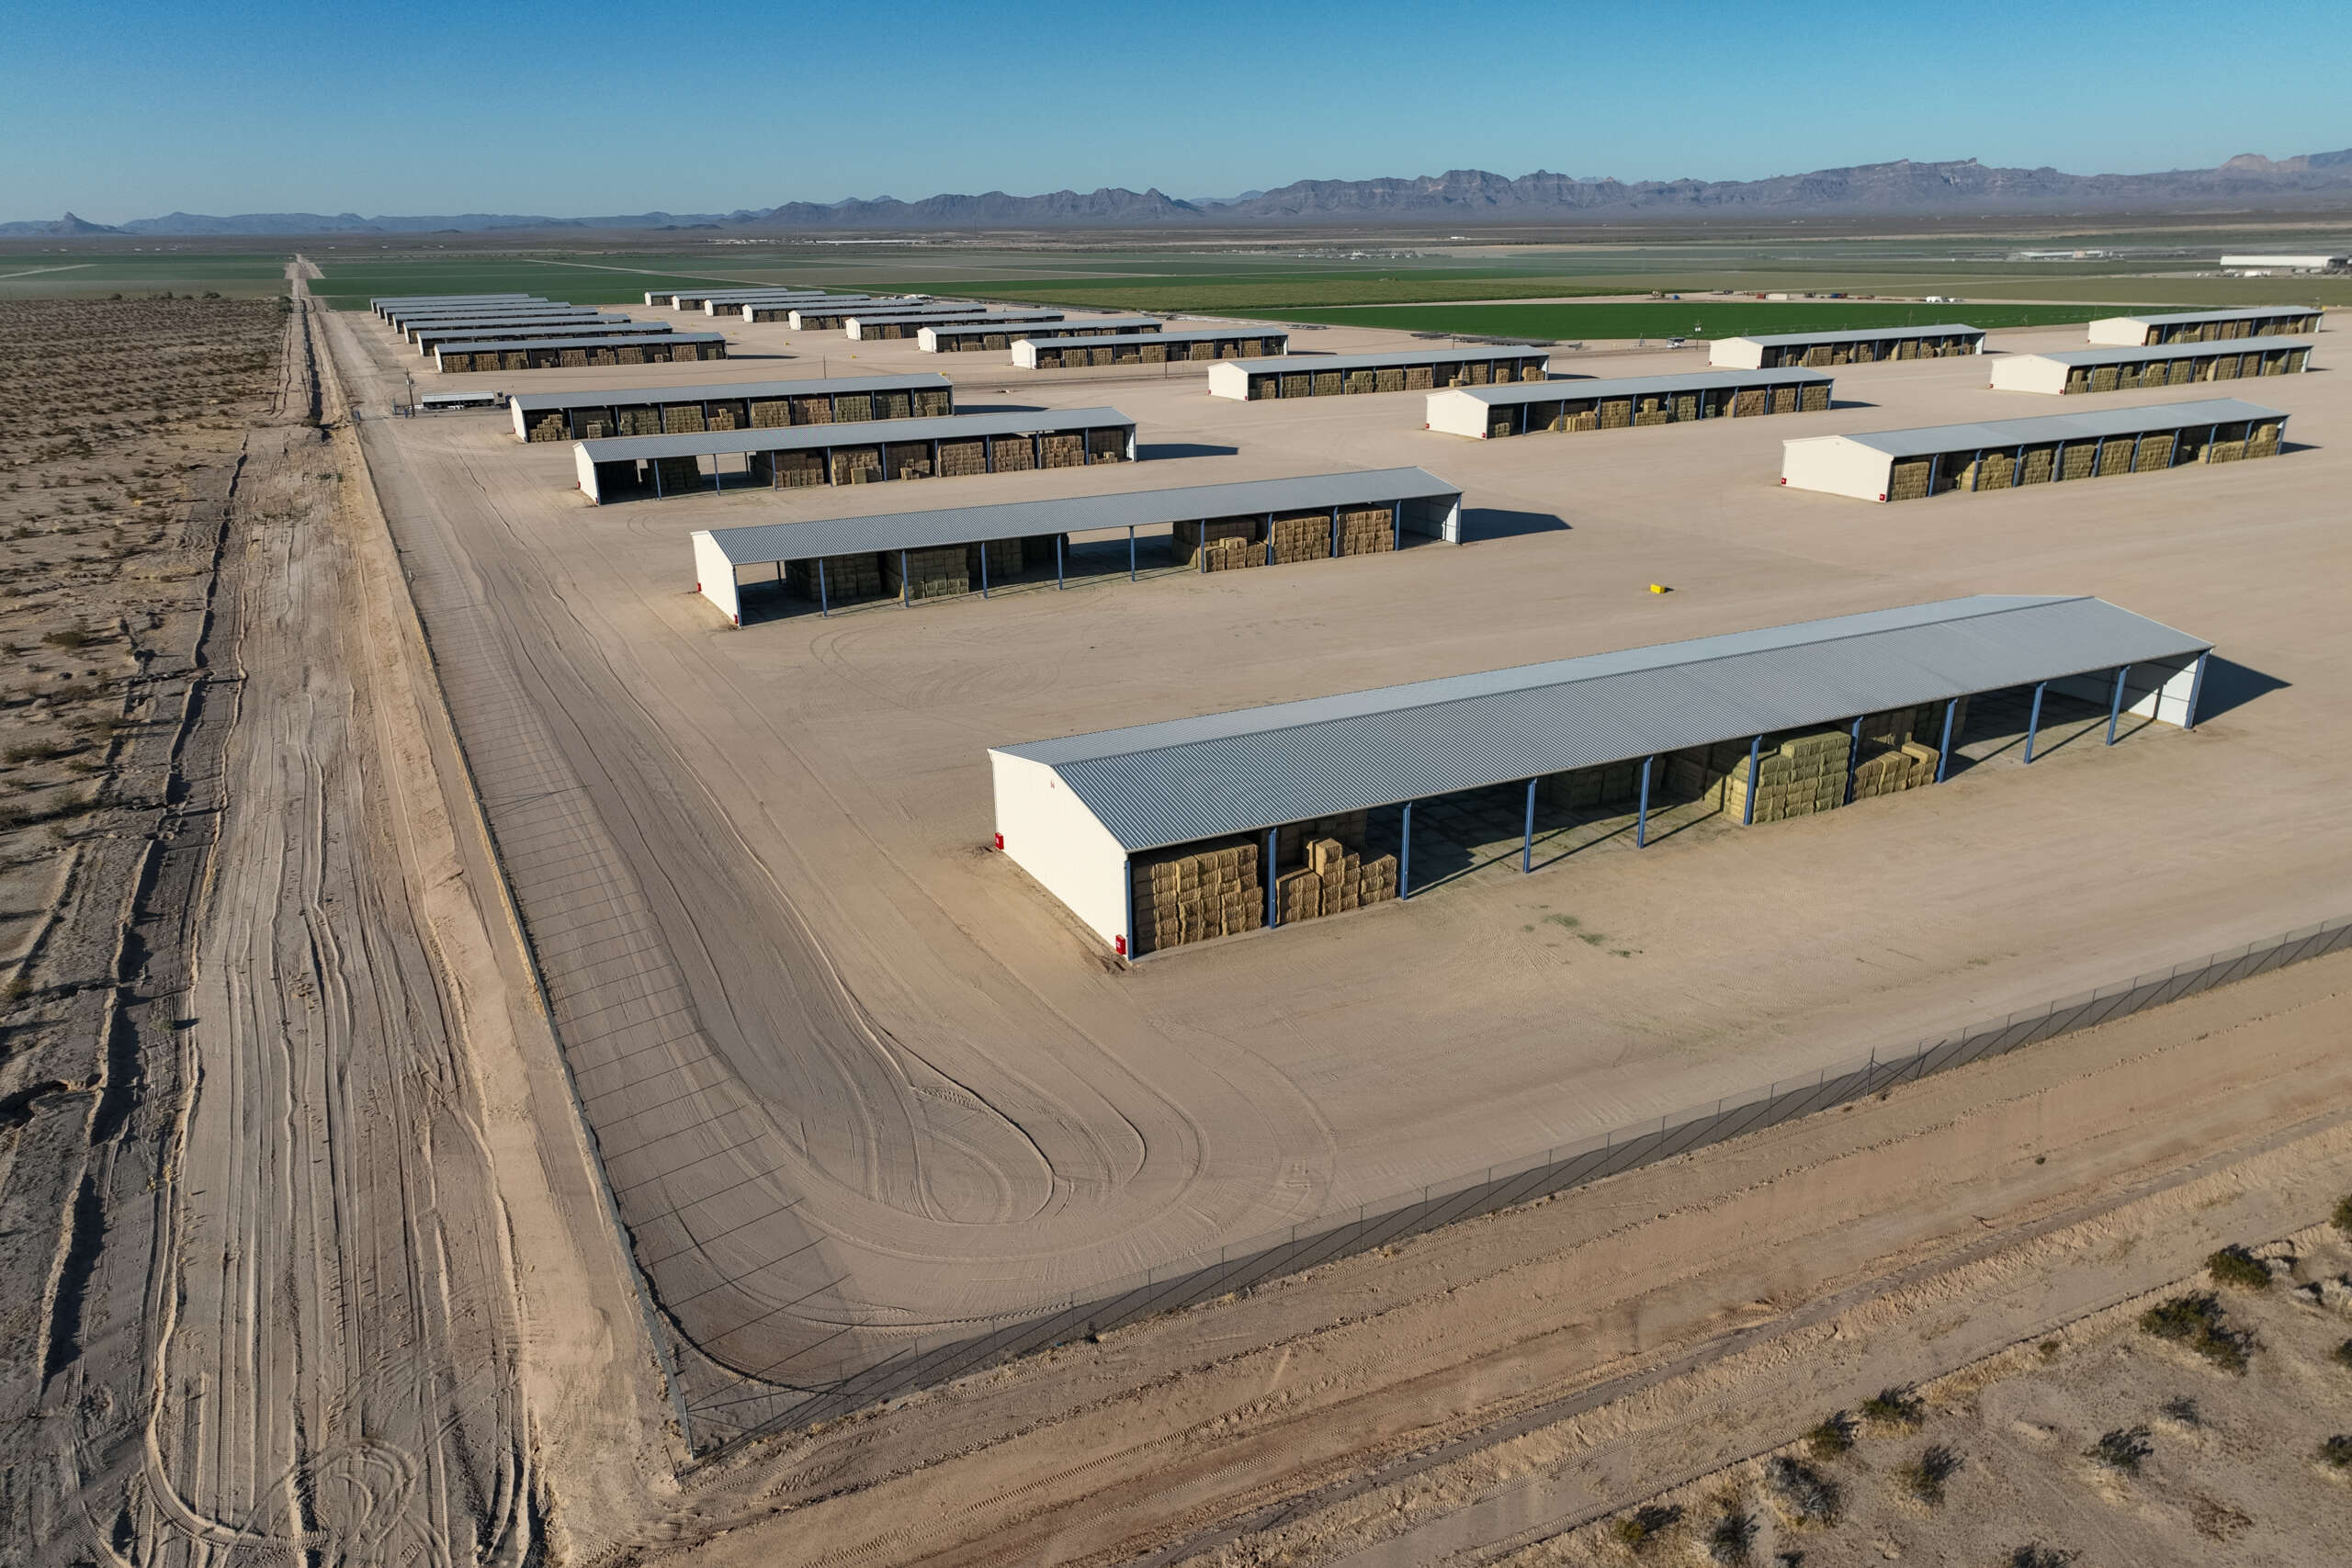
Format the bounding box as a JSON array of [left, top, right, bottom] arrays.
[[326, 290, 2352, 1408]]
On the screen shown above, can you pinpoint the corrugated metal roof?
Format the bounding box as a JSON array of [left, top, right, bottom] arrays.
[[417, 320, 669, 343], [993, 595, 2211, 853], [923, 316, 1161, 338], [1725, 322, 1984, 347], [509, 373, 950, 413], [577, 405, 1130, 461], [1025, 329, 1288, 347], [374, 294, 537, 307], [2098, 307, 2320, 326], [1814, 397, 2284, 457], [436, 332, 725, 354], [390, 305, 594, 322], [699, 468, 1457, 564], [1228, 345, 1551, 375], [2018, 336, 2314, 367], [1434, 367, 1831, 406], [846, 306, 1064, 321], [672, 289, 833, 300]]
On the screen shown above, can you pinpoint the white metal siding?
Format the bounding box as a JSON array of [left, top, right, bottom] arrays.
[[1989, 356, 2071, 395], [1780, 436, 1889, 502], [990, 751, 1130, 948], [1423, 389, 1492, 437], [692, 533, 741, 625], [1709, 338, 1770, 369], [1204, 361, 1250, 400]]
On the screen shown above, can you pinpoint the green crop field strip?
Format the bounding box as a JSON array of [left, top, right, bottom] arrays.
[[1259, 300, 2177, 341], [0, 252, 292, 297]]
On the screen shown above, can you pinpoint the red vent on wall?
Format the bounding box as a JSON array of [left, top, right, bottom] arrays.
[[992, 832, 1004, 851], [1114, 935, 1127, 957]]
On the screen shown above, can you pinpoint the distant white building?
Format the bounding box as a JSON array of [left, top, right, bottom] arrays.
[[2218, 254, 2346, 274]]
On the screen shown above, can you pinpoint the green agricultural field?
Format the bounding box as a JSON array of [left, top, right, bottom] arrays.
[[1261, 299, 2180, 342], [304, 255, 803, 310], [0, 251, 291, 298]]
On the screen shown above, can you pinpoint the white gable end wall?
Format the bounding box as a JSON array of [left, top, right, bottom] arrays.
[[989, 751, 1131, 950]]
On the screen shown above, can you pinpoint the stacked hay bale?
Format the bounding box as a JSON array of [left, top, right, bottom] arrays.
[[617, 407, 662, 435], [1132, 839, 1263, 953], [989, 435, 1035, 472], [662, 403, 708, 434], [1888, 457, 1935, 500], [1171, 516, 1261, 570], [651, 456, 701, 493], [912, 388, 952, 416], [1542, 759, 1645, 812], [771, 450, 825, 488], [2018, 444, 2057, 483], [1733, 387, 1768, 415], [938, 437, 988, 477], [874, 389, 913, 420], [831, 446, 884, 484], [2246, 418, 2282, 457], [965, 538, 1022, 581], [1800, 383, 1830, 412], [886, 439, 933, 478], [1716, 728, 1853, 823], [1338, 506, 1395, 555], [1275, 812, 1368, 866], [788, 395, 836, 425], [1269, 510, 1333, 564], [1282, 372, 1313, 398], [1850, 741, 1941, 798], [834, 393, 874, 423], [1041, 433, 1087, 468], [2095, 439, 2137, 477], [1634, 392, 1671, 426], [785, 553, 883, 601], [750, 399, 791, 428], [1404, 366, 1435, 390], [1772, 385, 1801, 413], [526, 412, 569, 442], [1273, 837, 1398, 925], [1087, 429, 1127, 463], [882, 547, 968, 601], [1599, 396, 1634, 429]]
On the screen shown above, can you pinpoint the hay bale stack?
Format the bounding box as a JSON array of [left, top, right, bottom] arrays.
[[1280, 372, 1312, 398], [1404, 365, 1434, 391], [750, 400, 791, 428], [831, 447, 884, 485], [1800, 383, 1830, 412], [876, 390, 913, 420], [662, 403, 707, 434], [527, 413, 569, 442], [886, 439, 933, 479], [651, 456, 702, 492], [964, 538, 1022, 581], [788, 395, 835, 425], [1273, 838, 1396, 926], [785, 552, 884, 601], [1599, 397, 1634, 430], [989, 435, 1035, 472], [1269, 510, 1334, 564], [912, 388, 952, 416], [938, 437, 988, 477], [1087, 429, 1127, 464], [772, 450, 825, 488], [1170, 516, 1261, 571], [2018, 444, 2057, 484], [2246, 419, 2282, 457], [1338, 507, 1395, 556], [1887, 457, 1934, 500], [1543, 761, 1645, 811], [882, 547, 968, 601], [1274, 812, 1368, 867], [2058, 442, 2099, 479], [1312, 370, 1342, 396], [1733, 388, 1767, 416], [834, 393, 874, 423], [1376, 367, 1407, 393], [1850, 740, 1940, 800], [1132, 840, 1263, 954], [2095, 439, 2137, 477], [1041, 433, 1087, 468], [1717, 728, 1853, 823]]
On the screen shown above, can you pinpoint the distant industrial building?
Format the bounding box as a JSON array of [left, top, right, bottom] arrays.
[[2218, 254, 2345, 274], [2086, 306, 2325, 345], [1712, 324, 1984, 368], [1780, 398, 2286, 501], [1425, 367, 1831, 437], [1210, 345, 1548, 400], [1017, 329, 1289, 368], [435, 333, 728, 373], [1990, 338, 2313, 395], [573, 406, 1136, 502], [509, 374, 953, 441], [847, 307, 1065, 341], [920, 317, 1162, 352], [990, 596, 2212, 957], [689, 468, 1462, 623]]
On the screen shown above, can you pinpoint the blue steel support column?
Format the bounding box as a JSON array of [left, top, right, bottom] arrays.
[[1635, 755, 1655, 847], [2184, 651, 2211, 730], [1741, 735, 1762, 826], [1522, 778, 1536, 873], [1330, 507, 1340, 559], [1391, 502, 1402, 552], [1845, 715, 1861, 804], [1124, 860, 1135, 959], [1128, 525, 1136, 581], [817, 558, 830, 617], [1056, 534, 1065, 590], [1265, 513, 1275, 568], [652, 458, 662, 498], [713, 455, 722, 492], [899, 549, 910, 608], [2024, 681, 2046, 761], [1935, 697, 1959, 783], [978, 539, 989, 598], [1265, 828, 1278, 929], [1399, 803, 1413, 899], [2107, 664, 2132, 745]]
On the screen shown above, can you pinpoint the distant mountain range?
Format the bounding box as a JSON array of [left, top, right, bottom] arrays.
[[11, 152, 2352, 236]]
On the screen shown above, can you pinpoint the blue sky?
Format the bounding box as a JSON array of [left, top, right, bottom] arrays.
[[6, 0, 2347, 220]]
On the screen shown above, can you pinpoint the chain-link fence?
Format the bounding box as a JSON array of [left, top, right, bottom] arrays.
[[684, 913, 2352, 1452]]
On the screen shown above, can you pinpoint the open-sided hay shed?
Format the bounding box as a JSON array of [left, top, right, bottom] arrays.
[[1711, 324, 1984, 370], [1210, 345, 1549, 400], [1426, 367, 1831, 437], [1991, 336, 2316, 393]]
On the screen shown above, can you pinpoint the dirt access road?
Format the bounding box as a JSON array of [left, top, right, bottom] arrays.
[[13, 265, 667, 1566]]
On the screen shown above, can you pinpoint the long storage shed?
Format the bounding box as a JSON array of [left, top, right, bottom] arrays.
[[436, 333, 728, 373], [2087, 306, 2323, 345], [512, 373, 953, 441], [1015, 329, 1291, 368], [374, 293, 538, 320], [744, 294, 910, 321], [1990, 337, 2314, 394], [1210, 345, 1550, 400], [387, 302, 594, 330], [921, 317, 1162, 352], [990, 594, 2212, 957], [848, 308, 1065, 341], [1427, 367, 1832, 438], [413, 318, 659, 355], [574, 406, 1136, 502], [1711, 323, 1985, 369], [665, 288, 827, 310], [399, 310, 614, 343], [1781, 397, 2287, 502], [690, 467, 1462, 624], [790, 300, 953, 329]]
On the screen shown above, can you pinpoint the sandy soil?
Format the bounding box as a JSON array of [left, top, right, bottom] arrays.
[[329, 290, 2352, 1413]]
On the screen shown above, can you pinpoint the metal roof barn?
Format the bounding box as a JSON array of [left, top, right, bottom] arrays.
[[846, 308, 1064, 341], [690, 467, 1463, 623], [1015, 329, 1290, 367], [399, 310, 613, 342], [373, 293, 537, 318], [1990, 337, 2314, 394], [1209, 344, 1548, 399], [435, 333, 728, 372], [387, 302, 593, 326], [989, 595, 2213, 952], [410, 315, 633, 349], [1781, 397, 2286, 500], [1711, 324, 1984, 369], [1426, 367, 1831, 437], [919, 317, 1161, 351], [2086, 306, 2325, 346], [509, 373, 953, 440], [573, 406, 1136, 502]]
